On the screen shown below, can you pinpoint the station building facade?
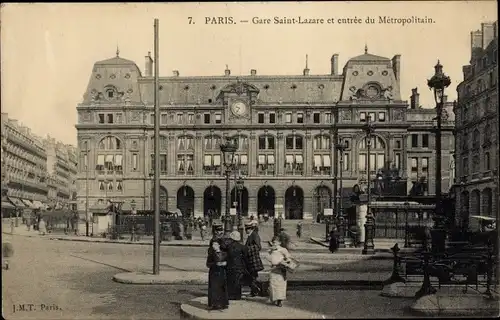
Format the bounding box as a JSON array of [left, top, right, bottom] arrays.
[[75, 48, 454, 220]]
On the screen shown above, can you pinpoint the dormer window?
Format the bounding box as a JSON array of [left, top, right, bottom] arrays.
[[107, 90, 114, 98], [104, 85, 118, 100]]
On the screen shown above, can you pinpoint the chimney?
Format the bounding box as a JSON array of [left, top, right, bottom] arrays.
[[173, 70, 179, 77], [224, 65, 231, 76], [410, 87, 419, 109], [330, 54, 339, 75], [481, 22, 495, 49], [391, 54, 401, 80], [145, 52, 153, 77], [471, 30, 483, 55], [250, 69, 257, 76], [303, 54, 310, 76]]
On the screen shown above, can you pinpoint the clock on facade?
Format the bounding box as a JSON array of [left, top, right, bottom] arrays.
[[231, 101, 248, 116]]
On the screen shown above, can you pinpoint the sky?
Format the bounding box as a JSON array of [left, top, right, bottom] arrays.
[[1, 1, 497, 145]]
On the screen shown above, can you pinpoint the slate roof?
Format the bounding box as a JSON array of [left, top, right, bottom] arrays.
[[349, 53, 390, 62], [95, 56, 137, 66]]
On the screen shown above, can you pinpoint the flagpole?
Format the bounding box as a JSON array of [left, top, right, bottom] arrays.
[[153, 18, 161, 275]]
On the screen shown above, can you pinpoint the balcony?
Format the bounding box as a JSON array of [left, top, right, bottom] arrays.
[[177, 169, 194, 176], [312, 167, 332, 176], [257, 165, 275, 176], [203, 166, 222, 176]]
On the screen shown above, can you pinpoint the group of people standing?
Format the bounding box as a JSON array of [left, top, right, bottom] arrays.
[[206, 220, 295, 311]]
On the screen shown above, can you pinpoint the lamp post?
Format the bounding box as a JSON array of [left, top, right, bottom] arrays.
[[130, 199, 137, 241], [404, 201, 410, 248], [85, 146, 90, 237], [336, 138, 348, 247], [220, 137, 237, 234], [362, 117, 376, 255], [427, 60, 451, 254], [236, 176, 244, 242]]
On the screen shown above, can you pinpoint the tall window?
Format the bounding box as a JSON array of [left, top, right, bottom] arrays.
[[232, 135, 249, 175], [422, 134, 429, 148], [463, 157, 469, 175], [394, 153, 401, 169], [472, 129, 480, 150], [358, 136, 386, 174], [483, 124, 492, 147], [472, 155, 480, 173], [462, 132, 469, 152], [177, 135, 194, 175], [313, 135, 331, 176], [285, 135, 304, 175], [96, 136, 123, 175], [411, 134, 418, 148], [150, 136, 168, 174], [422, 157, 429, 177], [257, 135, 276, 175], [203, 135, 221, 175]]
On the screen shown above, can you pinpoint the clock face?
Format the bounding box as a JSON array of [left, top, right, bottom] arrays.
[[231, 101, 247, 116]]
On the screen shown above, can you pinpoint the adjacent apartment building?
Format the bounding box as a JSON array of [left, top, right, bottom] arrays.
[[75, 47, 454, 220], [1, 113, 78, 216], [455, 21, 499, 231]]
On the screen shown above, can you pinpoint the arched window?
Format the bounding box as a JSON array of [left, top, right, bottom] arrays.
[[472, 129, 480, 150], [231, 135, 249, 176], [313, 135, 332, 176], [95, 136, 123, 175], [150, 136, 168, 174], [203, 135, 222, 176], [462, 131, 469, 152], [358, 135, 386, 174], [285, 135, 304, 176], [257, 135, 275, 176], [98, 136, 122, 150], [177, 135, 194, 175]]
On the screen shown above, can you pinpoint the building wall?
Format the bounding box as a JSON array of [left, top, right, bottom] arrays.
[[0, 112, 78, 211], [455, 21, 499, 230], [75, 50, 455, 219]]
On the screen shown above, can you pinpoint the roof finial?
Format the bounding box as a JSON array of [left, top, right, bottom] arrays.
[[365, 43, 368, 54], [225, 64, 229, 70], [116, 45, 120, 57], [305, 54, 309, 69]]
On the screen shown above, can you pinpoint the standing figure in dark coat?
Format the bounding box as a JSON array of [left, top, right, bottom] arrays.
[[226, 231, 249, 300], [329, 225, 339, 253], [206, 224, 229, 310], [244, 221, 264, 296]]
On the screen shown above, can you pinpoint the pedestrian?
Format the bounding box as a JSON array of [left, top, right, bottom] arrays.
[[206, 237, 229, 311], [267, 237, 293, 307], [38, 217, 47, 236], [200, 221, 207, 241], [244, 221, 264, 296], [278, 228, 291, 251], [329, 225, 339, 253], [273, 216, 281, 238], [2, 241, 14, 270], [226, 231, 249, 300], [26, 214, 32, 231], [296, 221, 302, 239]]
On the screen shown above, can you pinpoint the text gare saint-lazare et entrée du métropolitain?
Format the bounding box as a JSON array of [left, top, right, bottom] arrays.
[[203, 16, 435, 26]]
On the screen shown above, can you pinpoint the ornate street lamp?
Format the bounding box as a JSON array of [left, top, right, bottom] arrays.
[[220, 137, 237, 234], [336, 138, 349, 247], [236, 176, 245, 242], [427, 60, 451, 254], [362, 117, 376, 255]]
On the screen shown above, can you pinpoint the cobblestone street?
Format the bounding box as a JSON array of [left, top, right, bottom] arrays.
[[2, 234, 415, 319]]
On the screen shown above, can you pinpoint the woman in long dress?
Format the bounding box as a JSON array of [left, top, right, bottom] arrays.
[[267, 237, 292, 307], [206, 240, 229, 310], [38, 217, 47, 236]]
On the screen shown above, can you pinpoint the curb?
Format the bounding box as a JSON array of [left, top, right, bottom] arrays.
[[309, 237, 394, 254]]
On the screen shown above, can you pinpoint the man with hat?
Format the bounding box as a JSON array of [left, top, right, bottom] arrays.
[[244, 221, 264, 296], [278, 227, 291, 251]]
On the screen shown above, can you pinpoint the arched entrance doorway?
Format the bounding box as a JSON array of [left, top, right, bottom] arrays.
[[150, 186, 168, 211], [257, 186, 276, 217], [230, 187, 249, 216], [285, 186, 304, 219], [313, 186, 332, 221], [203, 186, 222, 219], [177, 186, 195, 216]]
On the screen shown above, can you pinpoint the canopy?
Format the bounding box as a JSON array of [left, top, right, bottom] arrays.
[[470, 215, 496, 221]]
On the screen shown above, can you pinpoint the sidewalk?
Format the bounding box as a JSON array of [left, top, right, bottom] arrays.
[[180, 296, 326, 319]]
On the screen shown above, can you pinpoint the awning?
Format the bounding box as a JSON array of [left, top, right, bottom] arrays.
[[470, 215, 496, 221], [43, 210, 70, 218], [115, 155, 123, 166], [213, 155, 221, 166], [240, 155, 248, 165], [2, 201, 15, 209], [258, 155, 266, 165], [296, 155, 303, 164], [8, 197, 26, 208], [21, 199, 34, 208], [32, 201, 43, 209], [314, 155, 322, 168], [204, 155, 212, 166], [97, 155, 105, 165], [267, 155, 275, 165], [285, 155, 294, 164], [323, 155, 331, 167]]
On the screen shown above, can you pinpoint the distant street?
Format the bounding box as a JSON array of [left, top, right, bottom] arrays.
[[1, 234, 415, 319]]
